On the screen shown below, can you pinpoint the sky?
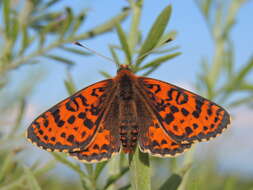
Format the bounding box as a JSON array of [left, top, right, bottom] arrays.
[[6, 0, 253, 177]]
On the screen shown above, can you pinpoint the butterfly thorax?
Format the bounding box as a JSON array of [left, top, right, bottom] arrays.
[[116, 70, 139, 153]]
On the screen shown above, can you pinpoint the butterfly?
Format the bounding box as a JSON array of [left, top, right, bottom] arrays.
[[27, 64, 230, 163]]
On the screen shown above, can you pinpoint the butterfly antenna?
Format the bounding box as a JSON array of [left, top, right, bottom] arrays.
[[135, 38, 173, 62], [74, 41, 115, 63]]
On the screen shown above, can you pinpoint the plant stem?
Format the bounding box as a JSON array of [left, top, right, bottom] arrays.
[[129, 149, 151, 190]]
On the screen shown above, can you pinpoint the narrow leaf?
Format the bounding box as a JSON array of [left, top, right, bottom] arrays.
[[234, 56, 253, 84], [3, 0, 10, 36], [10, 17, 19, 44], [0, 153, 14, 182], [59, 7, 73, 38], [72, 13, 86, 34], [34, 160, 56, 177], [128, 0, 142, 50], [60, 46, 90, 55], [44, 0, 61, 9], [77, 8, 130, 39], [136, 5, 172, 66], [116, 24, 132, 64], [64, 73, 76, 95], [157, 30, 177, 47], [109, 46, 121, 67], [99, 71, 112, 78], [140, 52, 181, 70], [229, 96, 253, 108], [118, 184, 131, 190], [44, 54, 75, 65], [94, 162, 108, 180], [51, 152, 87, 179], [104, 167, 129, 189], [23, 165, 42, 190], [20, 24, 29, 54], [159, 174, 182, 190]]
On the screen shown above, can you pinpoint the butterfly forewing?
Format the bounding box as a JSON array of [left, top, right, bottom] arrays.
[[138, 77, 231, 144], [27, 79, 114, 152]]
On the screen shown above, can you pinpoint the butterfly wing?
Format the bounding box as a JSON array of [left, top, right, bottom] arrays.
[[133, 96, 191, 157], [69, 98, 121, 163], [138, 120, 192, 157], [69, 123, 120, 163], [27, 79, 114, 152], [137, 77, 231, 144]]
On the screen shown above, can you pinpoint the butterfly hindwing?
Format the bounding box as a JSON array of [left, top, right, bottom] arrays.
[[138, 77, 230, 144], [134, 96, 192, 157], [138, 120, 192, 157], [69, 124, 121, 163], [27, 79, 114, 152], [69, 96, 121, 163]]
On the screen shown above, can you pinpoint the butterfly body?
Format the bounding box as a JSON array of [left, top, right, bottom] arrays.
[[27, 64, 230, 163]]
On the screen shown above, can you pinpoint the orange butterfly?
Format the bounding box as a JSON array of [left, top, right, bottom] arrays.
[[27, 64, 230, 163]]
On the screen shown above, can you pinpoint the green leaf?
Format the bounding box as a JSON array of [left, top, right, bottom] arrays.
[[10, 17, 19, 44], [34, 160, 56, 177], [224, 176, 238, 190], [104, 167, 129, 189], [94, 162, 108, 180], [129, 149, 151, 190], [20, 24, 29, 54], [157, 30, 177, 47], [234, 56, 253, 84], [202, 0, 212, 18], [136, 5, 172, 66], [8, 98, 26, 138], [118, 184, 131, 190], [51, 152, 87, 179], [99, 71, 112, 78], [140, 52, 181, 70], [64, 72, 76, 95], [72, 12, 86, 34], [159, 174, 182, 190], [0, 152, 13, 182], [109, 45, 121, 67], [128, 0, 143, 51], [80, 177, 90, 190], [44, 54, 75, 65], [78, 8, 130, 40], [59, 7, 73, 38], [44, 0, 61, 9], [239, 83, 253, 91], [116, 24, 132, 65], [60, 46, 91, 55], [23, 165, 42, 190], [3, 0, 10, 37], [85, 164, 94, 176], [229, 95, 253, 108], [39, 32, 46, 48]]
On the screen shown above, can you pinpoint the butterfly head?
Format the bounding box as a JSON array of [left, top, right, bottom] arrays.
[[117, 64, 132, 73]]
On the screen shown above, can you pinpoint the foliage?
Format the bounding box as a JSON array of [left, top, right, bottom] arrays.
[[0, 0, 252, 190]]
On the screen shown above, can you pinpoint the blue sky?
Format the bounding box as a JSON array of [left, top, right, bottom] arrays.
[[9, 0, 253, 176]]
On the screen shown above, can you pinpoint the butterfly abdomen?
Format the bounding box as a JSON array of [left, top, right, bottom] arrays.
[[117, 73, 140, 152], [118, 100, 139, 153], [119, 124, 138, 153]]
